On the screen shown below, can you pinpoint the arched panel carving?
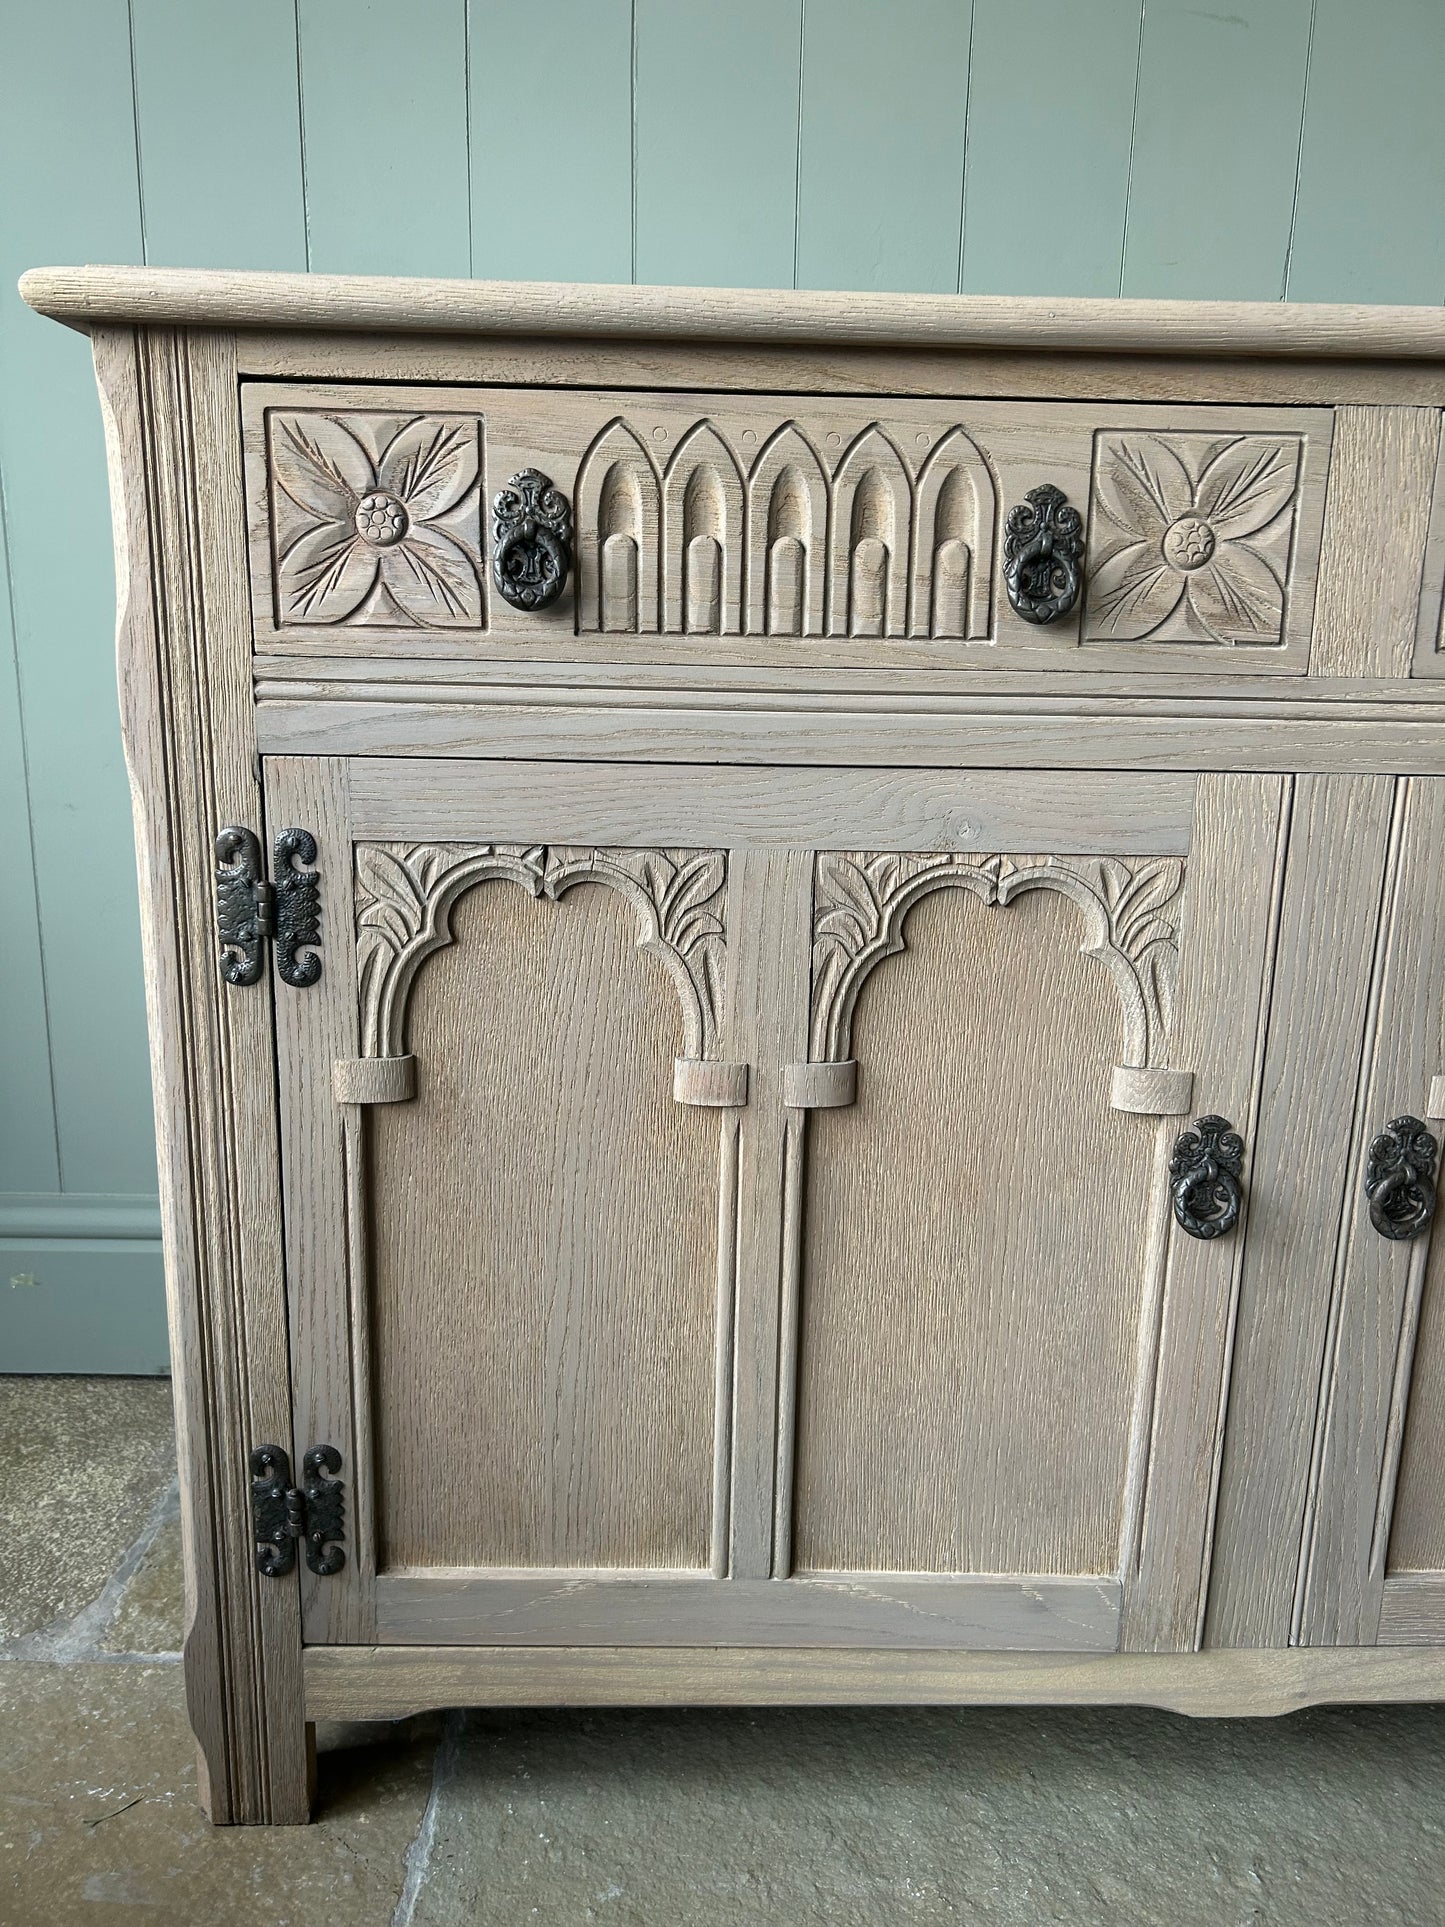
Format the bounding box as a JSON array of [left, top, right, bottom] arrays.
[[574, 419, 660, 633], [911, 427, 997, 639], [809, 851, 1184, 1071], [829, 426, 912, 636], [662, 423, 744, 634], [356, 842, 726, 1061], [745, 423, 829, 636]]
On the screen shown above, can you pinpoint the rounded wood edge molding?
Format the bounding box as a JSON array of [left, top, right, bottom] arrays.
[[20, 266, 1445, 362], [673, 1058, 749, 1107], [1426, 1073, 1445, 1121], [1110, 1065, 1195, 1116], [783, 1060, 859, 1109], [333, 1055, 417, 1105]]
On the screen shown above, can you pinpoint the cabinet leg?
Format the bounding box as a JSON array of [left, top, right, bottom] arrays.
[[184, 1623, 313, 1825]]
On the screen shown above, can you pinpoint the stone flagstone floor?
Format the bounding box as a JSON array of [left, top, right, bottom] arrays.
[[6, 1374, 1445, 1926]]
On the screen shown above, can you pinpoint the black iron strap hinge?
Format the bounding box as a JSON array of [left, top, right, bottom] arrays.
[[250, 1444, 346, 1578], [215, 826, 321, 988]]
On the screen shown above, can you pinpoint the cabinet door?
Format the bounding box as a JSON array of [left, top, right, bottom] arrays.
[[268, 757, 1285, 1653], [1297, 777, 1445, 1647]]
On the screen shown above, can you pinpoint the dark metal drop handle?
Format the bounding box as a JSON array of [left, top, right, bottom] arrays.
[[1366, 1116, 1438, 1241], [1003, 482, 1084, 624], [492, 467, 572, 611], [1170, 1114, 1244, 1240]]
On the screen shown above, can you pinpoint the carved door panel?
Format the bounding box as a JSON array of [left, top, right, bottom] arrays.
[[269, 756, 1286, 1653], [1296, 778, 1445, 1648]]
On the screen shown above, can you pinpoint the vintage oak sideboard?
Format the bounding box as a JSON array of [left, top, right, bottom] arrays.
[[22, 266, 1445, 1823]]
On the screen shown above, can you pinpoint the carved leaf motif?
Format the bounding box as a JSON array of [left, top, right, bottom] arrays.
[[1085, 431, 1300, 647], [267, 409, 485, 630], [354, 841, 727, 1063], [810, 850, 1184, 1071]]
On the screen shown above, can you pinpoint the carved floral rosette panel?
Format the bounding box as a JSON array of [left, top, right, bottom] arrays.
[[1083, 432, 1304, 647], [263, 408, 486, 630], [809, 851, 1185, 1075], [354, 842, 726, 1063]]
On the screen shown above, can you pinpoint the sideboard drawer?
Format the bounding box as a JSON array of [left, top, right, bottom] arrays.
[[243, 380, 1332, 675]]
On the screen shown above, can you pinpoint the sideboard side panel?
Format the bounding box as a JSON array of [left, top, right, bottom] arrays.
[[93, 325, 306, 1824]]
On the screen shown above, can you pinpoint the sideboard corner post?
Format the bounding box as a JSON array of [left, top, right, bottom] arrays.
[[90, 322, 309, 1825]]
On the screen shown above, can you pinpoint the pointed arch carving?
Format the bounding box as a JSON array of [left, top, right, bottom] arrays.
[[745, 423, 829, 636], [574, 418, 661, 633], [355, 842, 726, 1062], [911, 427, 997, 639], [662, 422, 745, 634], [829, 426, 912, 636], [809, 850, 1184, 1071]]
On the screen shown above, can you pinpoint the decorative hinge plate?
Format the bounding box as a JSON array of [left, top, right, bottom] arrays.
[[216, 827, 321, 988], [250, 1444, 346, 1578]]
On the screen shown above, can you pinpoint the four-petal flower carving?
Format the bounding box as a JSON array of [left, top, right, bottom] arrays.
[[269, 411, 484, 627], [1086, 433, 1301, 645]]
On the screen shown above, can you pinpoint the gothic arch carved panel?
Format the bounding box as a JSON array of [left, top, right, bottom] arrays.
[[575, 419, 661, 634], [745, 423, 830, 637], [356, 843, 726, 1062], [828, 426, 912, 637], [662, 422, 745, 635], [809, 851, 1184, 1071], [911, 427, 997, 640]]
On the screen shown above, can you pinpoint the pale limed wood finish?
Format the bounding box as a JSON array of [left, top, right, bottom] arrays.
[[302, 1642, 1445, 1724], [35, 268, 1445, 1821], [24, 265, 1445, 360], [92, 327, 307, 1823]]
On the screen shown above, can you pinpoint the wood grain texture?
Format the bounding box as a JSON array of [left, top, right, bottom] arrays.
[[1378, 1576, 1445, 1644], [1310, 407, 1440, 679], [367, 879, 720, 1572], [346, 760, 1197, 856], [372, 1571, 1119, 1650], [26, 267, 1445, 362], [1299, 779, 1445, 1644], [1119, 774, 1289, 1651], [303, 1641, 1445, 1723], [1205, 775, 1398, 1649], [94, 328, 306, 1822], [794, 882, 1154, 1578]]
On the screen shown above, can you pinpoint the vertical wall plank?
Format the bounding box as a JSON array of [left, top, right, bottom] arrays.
[[1288, 0, 1445, 303], [961, 0, 1141, 297], [1122, 0, 1313, 299], [297, 0, 470, 277], [0, 0, 155, 1196], [467, 0, 632, 282], [634, 0, 802, 288], [795, 0, 972, 294], [0, 491, 58, 1195], [130, 0, 307, 270]]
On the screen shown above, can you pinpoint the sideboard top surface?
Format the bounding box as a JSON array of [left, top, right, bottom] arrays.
[[20, 265, 1445, 364]]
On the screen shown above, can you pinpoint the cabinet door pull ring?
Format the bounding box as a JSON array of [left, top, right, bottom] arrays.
[[1170, 1114, 1244, 1240], [1365, 1115, 1438, 1241], [1003, 482, 1084, 623], [492, 468, 572, 611]]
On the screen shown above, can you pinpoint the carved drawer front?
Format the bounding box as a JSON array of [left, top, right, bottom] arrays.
[[243, 381, 1332, 674]]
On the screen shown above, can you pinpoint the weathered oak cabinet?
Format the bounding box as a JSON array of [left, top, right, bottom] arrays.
[[22, 267, 1445, 1823]]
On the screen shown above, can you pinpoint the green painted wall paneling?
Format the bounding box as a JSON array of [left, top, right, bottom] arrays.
[[468, 0, 633, 282], [796, 0, 973, 294], [297, 0, 471, 277], [5, 0, 1445, 1370]]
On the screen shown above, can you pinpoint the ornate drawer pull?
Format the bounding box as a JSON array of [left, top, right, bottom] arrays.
[[1003, 482, 1084, 623], [1366, 1115, 1438, 1241], [1170, 1114, 1244, 1240], [492, 467, 572, 611]]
